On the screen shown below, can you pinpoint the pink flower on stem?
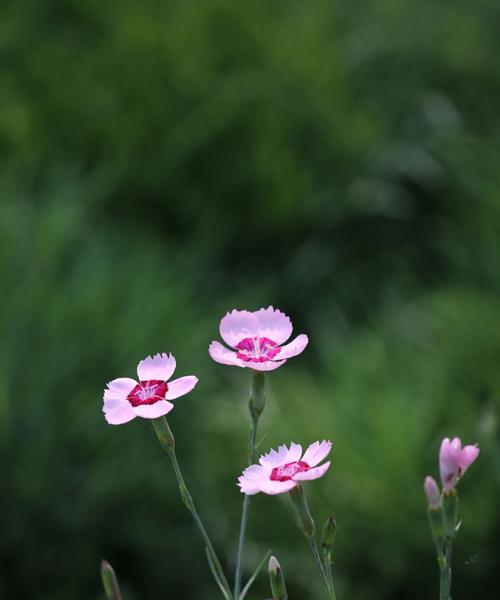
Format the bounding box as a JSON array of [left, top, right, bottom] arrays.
[[238, 441, 332, 495], [103, 353, 198, 425], [209, 306, 308, 371], [439, 437, 480, 492]]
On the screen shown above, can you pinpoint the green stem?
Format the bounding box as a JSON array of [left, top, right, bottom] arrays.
[[152, 418, 232, 600], [324, 559, 334, 597], [309, 537, 337, 600], [439, 541, 453, 600], [234, 372, 265, 600], [234, 493, 251, 600]]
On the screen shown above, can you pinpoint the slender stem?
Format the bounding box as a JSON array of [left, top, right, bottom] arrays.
[[439, 541, 453, 600], [234, 493, 251, 599], [247, 414, 259, 463], [234, 372, 265, 599], [309, 537, 336, 600], [167, 446, 232, 599], [152, 418, 232, 599], [324, 559, 334, 596]]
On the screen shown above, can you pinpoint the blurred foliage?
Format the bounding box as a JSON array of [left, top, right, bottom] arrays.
[[1, 0, 500, 598]]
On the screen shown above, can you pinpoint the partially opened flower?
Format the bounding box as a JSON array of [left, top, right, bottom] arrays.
[[103, 353, 198, 425], [209, 306, 308, 371], [238, 441, 331, 495], [439, 437, 479, 492]]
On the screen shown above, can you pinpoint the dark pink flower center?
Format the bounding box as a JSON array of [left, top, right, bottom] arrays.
[[235, 336, 281, 363], [270, 460, 310, 482], [127, 380, 169, 407]]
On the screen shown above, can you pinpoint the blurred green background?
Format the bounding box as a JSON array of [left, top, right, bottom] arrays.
[[1, 0, 500, 598]]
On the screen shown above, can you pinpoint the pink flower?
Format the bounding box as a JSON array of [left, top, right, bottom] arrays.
[[238, 441, 332, 495], [103, 353, 198, 425], [439, 437, 480, 492], [209, 306, 308, 371]]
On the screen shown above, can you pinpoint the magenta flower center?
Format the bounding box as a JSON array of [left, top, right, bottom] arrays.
[[127, 380, 169, 407], [235, 336, 281, 363], [270, 460, 310, 482]]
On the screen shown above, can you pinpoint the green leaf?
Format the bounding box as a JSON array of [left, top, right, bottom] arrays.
[[239, 549, 271, 600]]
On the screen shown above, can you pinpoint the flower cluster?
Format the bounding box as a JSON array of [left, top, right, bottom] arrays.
[[423, 436, 479, 507], [102, 305, 482, 600]]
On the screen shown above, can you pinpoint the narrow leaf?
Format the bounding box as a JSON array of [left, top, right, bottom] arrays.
[[239, 550, 271, 600], [205, 547, 231, 600]]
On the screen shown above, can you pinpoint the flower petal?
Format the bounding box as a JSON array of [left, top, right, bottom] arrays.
[[293, 461, 331, 481], [137, 353, 176, 382], [259, 444, 289, 468], [276, 334, 309, 360], [219, 310, 259, 347], [459, 445, 480, 472], [246, 359, 287, 371], [132, 400, 174, 419], [238, 480, 262, 495], [208, 341, 245, 367], [165, 376, 198, 400], [103, 377, 137, 401], [302, 440, 332, 467], [286, 442, 303, 463], [439, 437, 461, 490], [238, 464, 268, 495], [255, 306, 293, 345], [103, 399, 136, 425], [241, 464, 268, 481], [257, 479, 298, 495]]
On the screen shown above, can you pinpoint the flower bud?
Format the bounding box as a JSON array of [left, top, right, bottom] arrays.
[[289, 484, 316, 538], [321, 515, 337, 561], [152, 416, 175, 450], [100, 560, 122, 600], [424, 476, 441, 510], [269, 555, 288, 600]]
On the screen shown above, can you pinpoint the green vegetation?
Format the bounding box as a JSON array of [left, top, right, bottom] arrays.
[[1, 1, 499, 598]]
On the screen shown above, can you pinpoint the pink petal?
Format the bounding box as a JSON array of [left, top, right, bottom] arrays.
[[103, 399, 136, 425], [302, 440, 332, 467], [208, 341, 245, 367], [238, 480, 262, 495], [276, 334, 309, 360], [165, 376, 198, 400], [238, 464, 268, 495], [286, 442, 303, 463], [132, 400, 174, 419], [219, 310, 259, 347], [459, 444, 480, 471], [439, 437, 461, 491], [137, 353, 176, 382], [246, 359, 286, 371], [241, 464, 268, 480], [293, 461, 331, 481], [103, 377, 137, 401], [257, 479, 298, 495], [255, 306, 293, 345], [259, 444, 289, 468]]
